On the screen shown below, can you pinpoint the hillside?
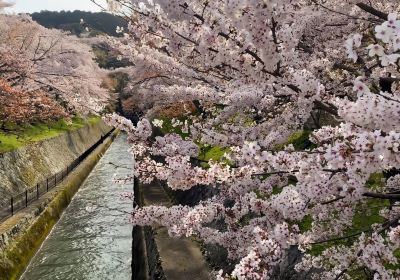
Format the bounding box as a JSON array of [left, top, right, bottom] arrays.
[[31, 10, 128, 37]]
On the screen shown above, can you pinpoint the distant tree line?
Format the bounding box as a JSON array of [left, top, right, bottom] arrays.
[[31, 10, 127, 37]]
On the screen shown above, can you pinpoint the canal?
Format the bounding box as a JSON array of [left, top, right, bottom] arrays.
[[20, 134, 133, 280]]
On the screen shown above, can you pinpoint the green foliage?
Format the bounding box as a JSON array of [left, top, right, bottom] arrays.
[[92, 45, 132, 69], [352, 199, 388, 233], [305, 173, 389, 258], [31, 11, 127, 37], [366, 172, 385, 190], [0, 116, 101, 153], [299, 215, 313, 232], [108, 72, 130, 93], [197, 144, 230, 168], [274, 130, 316, 151], [152, 116, 230, 168], [155, 117, 191, 138]]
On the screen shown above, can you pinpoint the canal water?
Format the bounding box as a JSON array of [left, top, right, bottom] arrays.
[[20, 134, 133, 280]]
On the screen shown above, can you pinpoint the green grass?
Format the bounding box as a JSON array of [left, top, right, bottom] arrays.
[[274, 130, 316, 151], [155, 117, 191, 138], [0, 116, 101, 153], [152, 116, 231, 168], [197, 144, 231, 168], [304, 172, 390, 261]]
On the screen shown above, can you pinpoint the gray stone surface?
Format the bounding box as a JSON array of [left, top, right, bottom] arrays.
[[0, 121, 111, 206], [271, 246, 322, 280], [139, 181, 212, 280], [0, 129, 117, 279]]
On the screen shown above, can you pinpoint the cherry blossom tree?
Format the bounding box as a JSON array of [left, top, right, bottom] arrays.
[[0, 0, 12, 10], [102, 1, 400, 279], [0, 13, 111, 114], [0, 79, 67, 129]]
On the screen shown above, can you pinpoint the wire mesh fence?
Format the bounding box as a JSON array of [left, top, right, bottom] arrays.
[[0, 128, 115, 222]]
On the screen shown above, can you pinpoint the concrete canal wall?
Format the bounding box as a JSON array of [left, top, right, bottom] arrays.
[[0, 121, 111, 205], [0, 121, 117, 280]]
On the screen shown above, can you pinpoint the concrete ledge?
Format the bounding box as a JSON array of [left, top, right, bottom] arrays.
[[0, 130, 118, 280], [0, 121, 111, 205], [134, 180, 211, 280]]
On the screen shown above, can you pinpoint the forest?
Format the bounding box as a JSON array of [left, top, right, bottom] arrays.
[[31, 10, 127, 37]]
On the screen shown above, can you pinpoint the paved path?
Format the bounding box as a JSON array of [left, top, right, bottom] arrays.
[[141, 181, 211, 280]]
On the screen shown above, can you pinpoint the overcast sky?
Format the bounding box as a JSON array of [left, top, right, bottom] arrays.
[[4, 0, 108, 13]]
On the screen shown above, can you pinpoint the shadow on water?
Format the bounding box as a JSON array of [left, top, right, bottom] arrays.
[[20, 134, 133, 280]]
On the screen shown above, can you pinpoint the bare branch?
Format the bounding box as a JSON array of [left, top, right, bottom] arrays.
[[356, 3, 388, 20]]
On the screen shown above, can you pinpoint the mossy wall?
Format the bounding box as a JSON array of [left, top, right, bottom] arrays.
[[0, 121, 111, 205], [0, 132, 117, 280]]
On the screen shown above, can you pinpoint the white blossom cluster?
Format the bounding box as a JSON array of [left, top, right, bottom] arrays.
[[104, 1, 400, 279], [0, 14, 110, 114]]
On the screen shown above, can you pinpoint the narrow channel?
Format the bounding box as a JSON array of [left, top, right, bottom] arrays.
[[20, 134, 133, 280]]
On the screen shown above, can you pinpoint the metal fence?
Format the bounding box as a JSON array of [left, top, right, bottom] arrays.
[[0, 128, 115, 222]]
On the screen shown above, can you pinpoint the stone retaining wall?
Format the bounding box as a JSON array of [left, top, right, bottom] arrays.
[[0, 123, 117, 280], [0, 121, 111, 205]]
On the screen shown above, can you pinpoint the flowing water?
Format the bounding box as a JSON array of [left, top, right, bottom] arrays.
[[20, 134, 133, 280]]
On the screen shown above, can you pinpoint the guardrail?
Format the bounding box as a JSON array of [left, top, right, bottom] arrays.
[[0, 128, 116, 222]]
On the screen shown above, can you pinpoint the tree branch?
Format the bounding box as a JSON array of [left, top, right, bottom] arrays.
[[356, 3, 388, 20], [363, 192, 400, 199]]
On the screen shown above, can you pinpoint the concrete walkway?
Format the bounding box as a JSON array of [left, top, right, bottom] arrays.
[[140, 181, 211, 280]]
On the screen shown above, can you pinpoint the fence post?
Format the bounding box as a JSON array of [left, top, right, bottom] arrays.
[[2, 133, 115, 219]]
